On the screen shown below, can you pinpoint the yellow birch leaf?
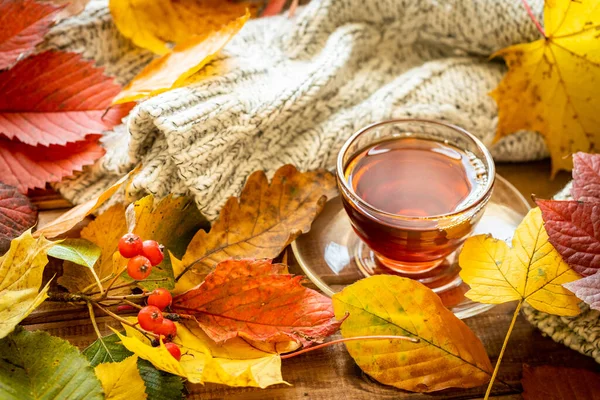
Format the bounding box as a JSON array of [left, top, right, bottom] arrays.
[[94, 356, 147, 400], [491, 0, 600, 175], [113, 12, 249, 104], [459, 207, 582, 316], [333, 276, 493, 393], [109, 0, 254, 55], [0, 230, 54, 338]]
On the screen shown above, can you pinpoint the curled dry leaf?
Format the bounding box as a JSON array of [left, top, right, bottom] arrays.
[[0, 230, 54, 339], [0, 0, 60, 69], [459, 208, 581, 316], [572, 152, 600, 202], [173, 259, 341, 347], [109, 0, 255, 55], [490, 0, 600, 174], [94, 356, 147, 400], [521, 364, 600, 400], [0, 51, 132, 146], [114, 12, 249, 104], [0, 182, 37, 254], [176, 165, 336, 291], [332, 275, 493, 392]]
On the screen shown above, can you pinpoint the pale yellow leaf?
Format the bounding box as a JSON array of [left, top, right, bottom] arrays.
[[94, 356, 147, 400]]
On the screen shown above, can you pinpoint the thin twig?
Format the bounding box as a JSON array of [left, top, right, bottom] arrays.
[[87, 278, 169, 296], [102, 265, 128, 296], [82, 274, 114, 294], [520, 0, 545, 37], [93, 302, 137, 328], [87, 302, 114, 362], [281, 335, 419, 360], [122, 299, 143, 310], [105, 294, 148, 301]]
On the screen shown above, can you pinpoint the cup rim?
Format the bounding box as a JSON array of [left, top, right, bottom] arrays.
[[336, 118, 496, 221]]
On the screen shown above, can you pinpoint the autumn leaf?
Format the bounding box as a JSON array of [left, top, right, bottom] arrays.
[[0, 51, 132, 146], [332, 275, 493, 392], [109, 0, 254, 55], [0, 135, 105, 193], [0, 0, 60, 70], [173, 259, 341, 347], [113, 12, 249, 104], [564, 274, 600, 311], [459, 207, 581, 316], [262, 0, 287, 17], [0, 183, 37, 254], [572, 152, 600, 202], [521, 364, 600, 400], [34, 169, 135, 239], [0, 327, 104, 400], [177, 165, 336, 289], [95, 356, 147, 400], [41, 0, 90, 20], [490, 0, 600, 174], [0, 230, 53, 339]]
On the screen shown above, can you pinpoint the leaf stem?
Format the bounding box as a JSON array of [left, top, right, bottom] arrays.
[[87, 302, 114, 362], [82, 274, 114, 294], [280, 335, 419, 360], [102, 265, 128, 297], [484, 300, 523, 400], [520, 0, 545, 37], [86, 278, 169, 296], [93, 302, 159, 340]]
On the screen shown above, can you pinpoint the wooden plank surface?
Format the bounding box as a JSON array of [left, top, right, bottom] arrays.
[[22, 161, 599, 399]]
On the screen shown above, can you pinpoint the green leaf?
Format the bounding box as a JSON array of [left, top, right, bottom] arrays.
[[0, 327, 103, 400], [48, 238, 101, 269], [84, 333, 184, 400]]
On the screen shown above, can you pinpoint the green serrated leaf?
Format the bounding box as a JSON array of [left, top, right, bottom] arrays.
[[0, 327, 103, 400], [48, 238, 101, 269], [84, 333, 184, 400]]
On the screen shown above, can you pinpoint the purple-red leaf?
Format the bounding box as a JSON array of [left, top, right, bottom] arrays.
[[0, 0, 60, 70], [0, 51, 132, 146], [173, 259, 342, 347], [564, 274, 600, 311], [0, 183, 37, 254], [572, 152, 600, 202], [537, 199, 600, 277]]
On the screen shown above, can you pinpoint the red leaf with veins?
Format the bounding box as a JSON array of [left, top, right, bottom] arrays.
[[0, 51, 132, 146], [564, 274, 600, 311], [537, 199, 600, 277], [0, 0, 60, 70], [572, 152, 600, 202], [172, 258, 342, 347], [0, 134, 105, 192], [0, 183, 37, 254]]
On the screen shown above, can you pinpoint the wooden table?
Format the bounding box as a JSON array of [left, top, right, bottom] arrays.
[[25, 161, 600, 399]]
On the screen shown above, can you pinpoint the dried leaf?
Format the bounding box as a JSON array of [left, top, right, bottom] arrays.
[[490, 0, 600, 174], [34, 170, 134, 239], [0, 135, 105, 193], [109, 0, 254, 55], [0, 51, 132, 146], [94, 356, 147, 400], [0, 327, 103, 400], [0, 0, 60, 69], [459, 208, 582, 316], [564, 274, 600, 311], [521, 364, 600, 400], [332, 275, 493, 392], [0, 230, 53, 339], [261, 0, 286, 16], [113, 12, 249, 104], [0, 183, 37, 254], [179, 165, 336, 288], [572, 152, 600, 202], [173, 259, 341, 346], [41, 0, 90, 20], [537, 199, 600, 277]]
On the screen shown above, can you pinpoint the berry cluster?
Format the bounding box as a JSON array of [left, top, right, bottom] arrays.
[[118, 233, 164, 280], [138, 298, 181, 360]]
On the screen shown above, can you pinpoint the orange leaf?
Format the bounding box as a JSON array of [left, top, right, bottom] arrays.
[[113, 12, 249, 104], [0, 135, 104, 193], [173, 259, 341, 347]]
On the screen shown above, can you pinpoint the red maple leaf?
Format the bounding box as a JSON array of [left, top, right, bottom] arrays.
[[0, 134, 105, 192], [564, 274, 600, 311], [0, 182, 37, 254], [572, 152, 600, 202], [537, 199, 600, 277], [0, 51, 132, 146], [0, 0, 60, 70], [172, 258, 342, 347]]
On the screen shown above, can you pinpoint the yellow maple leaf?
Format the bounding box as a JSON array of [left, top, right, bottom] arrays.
[[94, 355, 148, 400], [459, 207, 581, 316], [491, 0, 600, 174], [113, 12, 249, 104], [109, 0, 255, 55], [0, 230, 54, 338]]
